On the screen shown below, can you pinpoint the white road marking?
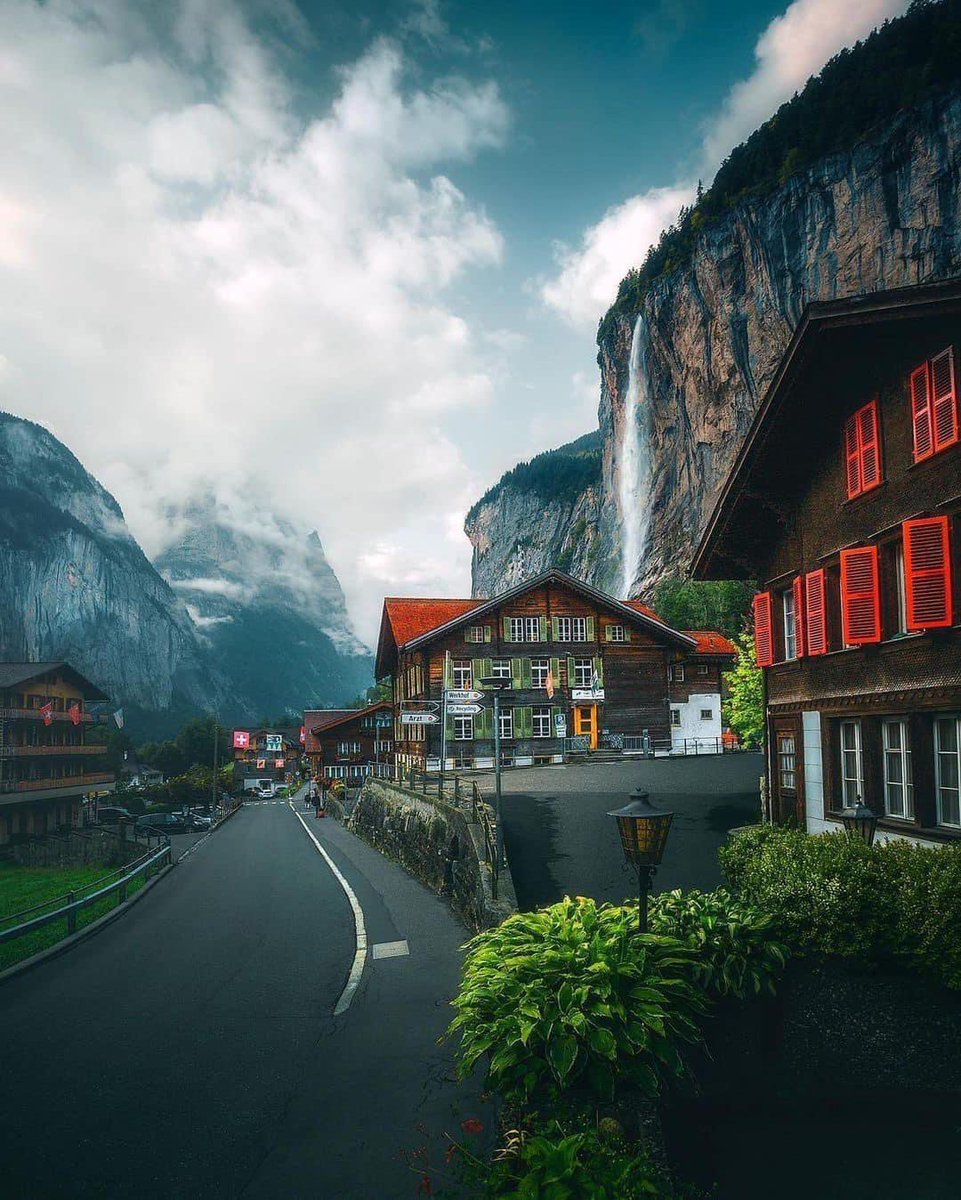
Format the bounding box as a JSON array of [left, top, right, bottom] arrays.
[[372, 940, 409, 960], [289, 800, 367, 1015]]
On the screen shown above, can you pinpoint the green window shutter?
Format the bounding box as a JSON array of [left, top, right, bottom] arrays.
[[539, 615, 548, 642], [520, 658, 533, 689], [511, 658, 524, 689], [567, 657, 576, 688], [475, 706, 493, 739], [604, 624, 612, 642], [472, 658, 490, 687], [516, 707, 533, 738], [552, 616, 560, 641], [623, 627, 632, 643], [586, 616, 596, 641], [443, 657, 453, 688], [502, 616, 512, 641], [463, 628, 472, 643], [595, 658, 605, 687], [484, 625, 493, 643]]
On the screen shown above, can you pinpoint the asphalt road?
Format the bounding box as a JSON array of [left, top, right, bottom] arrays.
[[486, 753, 764, 910], [0, 798, 488, 1199]]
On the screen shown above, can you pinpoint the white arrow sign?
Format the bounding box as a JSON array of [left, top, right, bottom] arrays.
[[400, 712, 439, 724], [446, 703, 485, 716], [444, 689, 484, 702]]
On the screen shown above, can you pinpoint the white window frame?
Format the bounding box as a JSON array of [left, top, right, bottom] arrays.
[[337, 740, 361, 756], [525, 616, 541, 642], [882, 719, 913, 819], [698, 664, 710, 677], [777, 733, 797, 792], [490, 658, 512, 680], [669, 665, 685, 683], [572, 657, 593, 687], [571, 616, 588, 642], [783, 587, 797, 661], [373, 740, 392, 755], [555, 617, 572, 641], [453, 716, 474, 742], [840, 720, 863, 808], [498, 708, 514, 741], [935, 715, 961, 828], [700, 709, 713, 721], [532, 707, 552, 738], [894, 543, 908, 635], [465, 626, 486, 644], [670, 709, 681, 727], [452, 660, 472, 689], [530, 658, 550, 689], [508, 617, 526, 642], [607, 624, 625, 643]]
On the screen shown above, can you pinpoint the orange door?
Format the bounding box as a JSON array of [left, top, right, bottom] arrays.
[[574, 705, 599, 750]]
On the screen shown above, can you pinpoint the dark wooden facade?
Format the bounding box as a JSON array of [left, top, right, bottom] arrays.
[[303, 702, 393, 781], [376, 572, 714, 769], [693, 282, 961, 843]]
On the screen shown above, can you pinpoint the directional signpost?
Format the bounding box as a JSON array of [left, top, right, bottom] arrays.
[[446, 703, 484, 716], [444, 690, 484, 704], [400, 712, 439, 724]]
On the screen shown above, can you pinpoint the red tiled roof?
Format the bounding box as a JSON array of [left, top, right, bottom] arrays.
[[621, 599, 662, 621], [683, 631, 739, 656], [382, 597, 485, 648]]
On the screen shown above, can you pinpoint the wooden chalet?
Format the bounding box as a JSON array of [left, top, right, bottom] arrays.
[[303, 701, 393, 782], [232, 727, 300, 785], [0, 662, 115, 845], [693, 281, 961, 844], [375, 571, 735, 769]]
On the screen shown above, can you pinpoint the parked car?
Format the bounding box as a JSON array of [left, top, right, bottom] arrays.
[[135, 812, 187, 835], [96, 806, 133, 825], [188, 812, 213, 829]]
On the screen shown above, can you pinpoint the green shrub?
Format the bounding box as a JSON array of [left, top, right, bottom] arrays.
[[720, 826, 961, 989], [449, 896, 706, 1102], [648, 887, 787, 998]]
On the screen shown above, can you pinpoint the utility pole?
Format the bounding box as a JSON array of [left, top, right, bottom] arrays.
[[440, 650, 450, 775], [212, 722, 218, 815]]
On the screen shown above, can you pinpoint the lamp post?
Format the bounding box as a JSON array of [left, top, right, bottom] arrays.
[[479, 676, 511, 879], [608, 789, 675, 932], [840, 796, 879, 846]]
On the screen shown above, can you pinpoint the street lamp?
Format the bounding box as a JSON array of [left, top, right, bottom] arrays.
[[840, 796, 879, 846], [479, 676, 512, 883], [608, 789, 674, 932]]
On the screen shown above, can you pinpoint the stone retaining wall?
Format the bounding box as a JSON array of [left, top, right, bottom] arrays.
[[346, 779, 516, 931], [8, 827, 143, 869]]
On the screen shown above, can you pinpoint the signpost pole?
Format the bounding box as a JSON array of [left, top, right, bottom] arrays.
[[441, 651, 449, 776], [493, 690, 503, 877]]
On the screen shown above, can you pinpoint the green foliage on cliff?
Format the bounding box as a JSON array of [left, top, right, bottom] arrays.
[[651, 577, 753, 639], [466, 431, 602, 525], [598, 0, 961, 343]]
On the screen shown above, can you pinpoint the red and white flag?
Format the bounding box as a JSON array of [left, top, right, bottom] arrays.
[[546, 669, 555, 700], [233, 731, 250, 750], [299, 726, 306, 745], [68, 703, 82, 726], [256, 759, 266, 770], [39, 701, 54, 726], [274, 757, 285, 769]]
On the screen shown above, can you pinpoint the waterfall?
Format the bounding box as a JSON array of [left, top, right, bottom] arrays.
[[618, 313, 652, 597]]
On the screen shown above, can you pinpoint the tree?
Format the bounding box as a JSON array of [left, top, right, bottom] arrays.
[[651, 578, 754, 639], [85, 726, 134, 776], [722, 632, 765, 750], [175, 716, 230, 771], [143, 740, 186, 779]]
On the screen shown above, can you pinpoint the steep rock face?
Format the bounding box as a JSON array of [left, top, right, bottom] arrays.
[[469, 89, 961, 596], [155, 499, 373, 715], [0, 413, 223, 713]]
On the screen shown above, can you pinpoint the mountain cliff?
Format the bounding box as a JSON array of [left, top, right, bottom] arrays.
[[154, 499, 373, 717], [467, 4, 961, 598]]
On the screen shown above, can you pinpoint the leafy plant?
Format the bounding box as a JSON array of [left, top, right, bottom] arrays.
[[721, 632, 764, 750], [449, 896, 706, 1102], [648, 888, 787, 998]]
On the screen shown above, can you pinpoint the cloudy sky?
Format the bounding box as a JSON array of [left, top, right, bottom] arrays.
[[0, 0, 909, 643]]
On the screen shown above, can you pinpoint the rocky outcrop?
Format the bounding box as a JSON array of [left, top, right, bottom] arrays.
[[469, 87, 961, 596]]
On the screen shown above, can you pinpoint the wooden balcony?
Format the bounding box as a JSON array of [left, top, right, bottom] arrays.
[[0, 744, 104, 757], [0, 772, 115, 795], [0, 708, 93, 722]]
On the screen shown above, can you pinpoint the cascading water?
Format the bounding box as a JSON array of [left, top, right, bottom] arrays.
[[618, 313, 652, 597]]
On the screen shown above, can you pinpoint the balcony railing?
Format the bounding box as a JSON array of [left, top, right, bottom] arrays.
[[0, 744, 105, 757], [0, 772, 115, 794], [0, 708, 93, 722]]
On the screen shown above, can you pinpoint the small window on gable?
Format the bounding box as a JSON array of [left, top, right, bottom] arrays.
[[911, 348, 959, 463], [844, 398, 882, 499]]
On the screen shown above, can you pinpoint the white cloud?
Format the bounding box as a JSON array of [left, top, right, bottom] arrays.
[[0, 1, 510, 644], [542, 0, 911, 329]]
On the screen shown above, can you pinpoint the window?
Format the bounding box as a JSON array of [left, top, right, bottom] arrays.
[[840, 546, 881, 645], [532, 707, 552, 738], [555, 616, 588, 642], [843, 398, 882, 499], [607, 624, 625, 642], [778, 734, 796, 791], [700, 709, 713, 721], [753, 592, 775, 666], [452, 660, 472, 689], [530, 659, 550, 688], [454, 716, 474, 741], [490, 659, 512, 680], [571, 657, 593, 687], [935, 717, 961, 828], [498, 708, 513, 741], [668, 665, 685, 683], [882, 720, 913, 819], [894, 543, 908, 635], [697, 664, 709, 677], [910, 347, 958, 463], [506, 616, 542, 642], [555, 617, 572, 641], [337, 741, 361, 756], [670, 709, 681, 727], [783, 587, 797, 660], [840, 721, 863, 807], [465, 626, 488, 644]]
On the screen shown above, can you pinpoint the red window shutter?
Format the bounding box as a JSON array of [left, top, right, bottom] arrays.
[[840, 546, 881, 645], [858, 399, 881, 490], [792, 575, 806, 657], [910, 362, 933, 462], [753, 592, 774, 667], [844, 413, 861, 498], [805, 569, 828, 656], [904, 516, 954, 629], [930, 348, 959, 453]]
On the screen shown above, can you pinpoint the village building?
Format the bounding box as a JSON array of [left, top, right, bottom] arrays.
[[303, 701, 393, 782], [375, 571, 736, 770], [0, 661, 115, 845], [693, 281, 961, 845], [231, 727, 301, 785]]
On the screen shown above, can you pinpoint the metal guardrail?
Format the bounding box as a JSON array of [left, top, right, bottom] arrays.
[[0, 841, 171, 947]]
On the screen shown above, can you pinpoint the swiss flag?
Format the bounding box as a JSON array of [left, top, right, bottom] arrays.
[[68, 703, 82, 726], [299, 726, 306, 745], [39, 701, 54, 726], [233, 730, 250, 750]]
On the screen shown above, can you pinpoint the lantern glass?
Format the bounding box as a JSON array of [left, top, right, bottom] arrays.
[[840, 798, 879, 847], [608, 792, 674, 867]]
